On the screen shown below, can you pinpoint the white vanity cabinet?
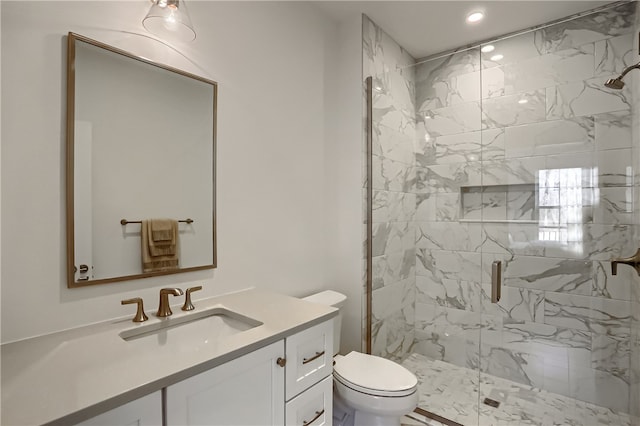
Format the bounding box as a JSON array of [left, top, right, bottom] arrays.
[[75, 392, 162, 426], [165, 319, 334, 426], [285, 320, 333, 426], [165, 340, 285, 425]]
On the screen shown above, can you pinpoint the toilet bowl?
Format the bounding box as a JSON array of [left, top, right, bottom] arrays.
[[301, 291, 418, 426], [333, 352, 418, 426]]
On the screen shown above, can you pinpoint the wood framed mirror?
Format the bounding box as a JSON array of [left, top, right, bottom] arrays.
[[66, 32, 217, 288]]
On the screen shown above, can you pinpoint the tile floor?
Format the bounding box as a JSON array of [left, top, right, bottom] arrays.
[[401, 353, 633, 426]]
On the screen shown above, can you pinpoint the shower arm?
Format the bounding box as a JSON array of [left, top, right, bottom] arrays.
[[611, 248, 640, 276], [617, 62, 640, 80]]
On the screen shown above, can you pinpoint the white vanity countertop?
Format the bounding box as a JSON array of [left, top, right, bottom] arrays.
[[1, 288, 337, 426]]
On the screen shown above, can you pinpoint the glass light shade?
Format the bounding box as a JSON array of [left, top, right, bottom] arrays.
[[143, 0, 196, 42]]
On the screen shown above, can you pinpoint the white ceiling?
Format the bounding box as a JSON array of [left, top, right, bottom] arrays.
[[311, 1, 617, 58]]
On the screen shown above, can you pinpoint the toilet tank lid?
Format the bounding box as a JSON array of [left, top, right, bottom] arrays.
[[302, 290, 346, 308]]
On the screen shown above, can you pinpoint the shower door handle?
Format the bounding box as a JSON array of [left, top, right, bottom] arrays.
[[491, 261, 502, 303]]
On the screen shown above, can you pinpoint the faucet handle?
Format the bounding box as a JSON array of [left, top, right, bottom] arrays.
[[121, 297, 149, 322], [157, 288, 184, 317], [182, 285, 203, 311]]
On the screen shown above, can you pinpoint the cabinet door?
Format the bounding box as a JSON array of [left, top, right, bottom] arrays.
[[75, 391, 162, 426], [166, 340, 285, 426], [285, 320, 333, 400], [285, 376, 332, 426]]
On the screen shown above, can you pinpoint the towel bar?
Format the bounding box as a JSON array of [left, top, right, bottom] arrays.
[[120, 218, 194, 225]]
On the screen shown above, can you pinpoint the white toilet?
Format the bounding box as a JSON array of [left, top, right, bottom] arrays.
[[302, 291, 418, 426]]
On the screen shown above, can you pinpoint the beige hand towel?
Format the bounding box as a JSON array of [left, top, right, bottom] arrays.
[[148, 219, 177, 256], [150, 218, 174, 242], [141, 219, 179, 273]]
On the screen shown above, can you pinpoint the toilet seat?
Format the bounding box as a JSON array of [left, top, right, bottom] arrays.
[[333, 351, 417, 397]]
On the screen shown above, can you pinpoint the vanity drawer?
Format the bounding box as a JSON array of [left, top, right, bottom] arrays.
[[285, 375, 332, 426], [285, 319, 333, 400]]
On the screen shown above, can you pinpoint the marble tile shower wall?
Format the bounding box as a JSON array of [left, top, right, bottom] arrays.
[[412, 2, 638, 414], [629, 5, 640, 424], [363, 16, 418, 361]]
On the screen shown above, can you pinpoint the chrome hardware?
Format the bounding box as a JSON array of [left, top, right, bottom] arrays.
[[302, 351, 325, 365], [491, 261, 502, 303], [182, 285, 203, 311], [121, 297, 149, 322], [79, 264, 89, 273], [611, 248, 640, 276], [156, 288, 184, 317], [276, 357, 287, 367], [303, 410, 325, 426], [77, 276, 89, 281]]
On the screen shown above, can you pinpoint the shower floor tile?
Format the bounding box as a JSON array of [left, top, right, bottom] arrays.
[[401, 353, 632, 426]]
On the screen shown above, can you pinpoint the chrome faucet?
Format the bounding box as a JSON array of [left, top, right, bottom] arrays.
[[156, 288, 184, 317]]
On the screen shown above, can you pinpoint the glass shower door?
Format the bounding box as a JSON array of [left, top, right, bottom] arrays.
[[478, 3, 637, 424]]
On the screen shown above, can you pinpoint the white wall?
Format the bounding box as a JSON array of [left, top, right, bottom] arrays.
[[322, 13, 363, 354], [1, 1, 361, 343]]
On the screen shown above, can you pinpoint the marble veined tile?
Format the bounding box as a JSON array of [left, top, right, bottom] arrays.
[[493, 44, 597, 98], [504, 255, 592, 295], [430, 130, 482, 165], [371, 310, 415, 361], [480, 32, 544, 69], [402, 353, 633, 426], [483, 89, 546, 128], [592, 260, 632, 301], [481, 223, 546, 257], [435, 192, 460, 222], [416, 275, 482, 312], [593, 186, 633, 224], [419, 101, 482, 137], [416, 221, 482, 252], [374, 123, 417, 165], [415, 48, 480, 86], [481, 157, 545, 186], [569, 366, 630, 413], [546, 76, 631, 120], [544, 292, 630, 335], [372, 221, 415, 256], [411, 161, 482, 194], [481, 283, 545, 324], [595, 33, 636, 77], [363, 16, 415, 73], [503, 116, 595, 158], [480, 344, 545, 388], [416, 249, 482, 283], [416, 69, 481, 109], [373, 190, 417, 223], [591, 332, 630, 379], [372, 249, 415, 290], [543, 224, 633, 261], [372, 154, 412, 192], [596, 148, 634, 187], [414, 193, 436, 221], [538, 2, 636, 54], [594, 110, 632, 151], [372, 277, 415, 321]]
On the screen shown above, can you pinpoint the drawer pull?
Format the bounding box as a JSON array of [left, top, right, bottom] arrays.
[[302, 409, 324, 426], [302, 351, 325, 365]]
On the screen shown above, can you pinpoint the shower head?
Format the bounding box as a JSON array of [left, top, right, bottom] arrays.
[[604, 77, 625, 90], [604, 62, 640, 90]]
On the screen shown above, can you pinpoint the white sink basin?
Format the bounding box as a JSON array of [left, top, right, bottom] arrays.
[[119, 307, 262, 345]]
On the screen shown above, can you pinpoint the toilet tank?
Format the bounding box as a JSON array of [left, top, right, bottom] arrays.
[[302, 290, 346, 355]]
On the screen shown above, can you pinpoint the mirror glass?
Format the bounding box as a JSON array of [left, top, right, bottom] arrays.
[[67, 33, 217, 287]]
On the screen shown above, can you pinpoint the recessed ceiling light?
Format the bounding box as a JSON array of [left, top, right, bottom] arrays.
[[490, 54, 504, 61], [481, 45, 495, 53], [518, 99, 529, 104], [466, 11, 484, 23]]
